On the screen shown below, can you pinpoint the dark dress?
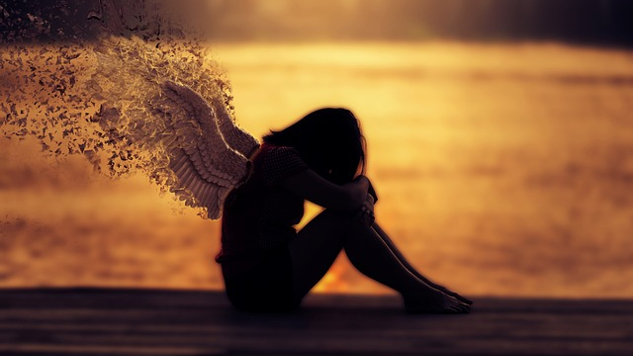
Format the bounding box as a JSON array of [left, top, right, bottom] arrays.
[[216, 142, 309, 312]]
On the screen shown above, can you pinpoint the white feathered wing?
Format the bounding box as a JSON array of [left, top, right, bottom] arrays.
[[156, 81, 259, 219]]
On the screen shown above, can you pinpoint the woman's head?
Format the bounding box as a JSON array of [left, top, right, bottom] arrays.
[[263, 108, 366, 184]]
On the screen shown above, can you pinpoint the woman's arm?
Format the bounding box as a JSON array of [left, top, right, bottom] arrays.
[[280, 169, 370, 212]]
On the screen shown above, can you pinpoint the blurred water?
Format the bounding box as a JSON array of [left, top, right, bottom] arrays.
[[2, 42, 633, 298]]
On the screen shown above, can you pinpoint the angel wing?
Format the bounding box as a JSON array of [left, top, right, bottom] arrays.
[[156, 81, 260, 219]]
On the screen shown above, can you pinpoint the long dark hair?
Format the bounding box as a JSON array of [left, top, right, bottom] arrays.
[[263, 108, 366, 185]]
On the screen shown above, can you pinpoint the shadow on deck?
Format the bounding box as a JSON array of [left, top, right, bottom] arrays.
[[1, 288, 632, 355]]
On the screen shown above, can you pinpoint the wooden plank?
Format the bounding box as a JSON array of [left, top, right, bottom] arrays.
[[3, 288, 633, 314], [0, 288, 632, 356], [0, 288, 225, 310], [0, 344, 220, 356], [2, 331, 633, 356], [0, 310, 630, 335]]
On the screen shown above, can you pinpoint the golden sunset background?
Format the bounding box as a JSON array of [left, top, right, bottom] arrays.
[[2, 0, 633, 298]]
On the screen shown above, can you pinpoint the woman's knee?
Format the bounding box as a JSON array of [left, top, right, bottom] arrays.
[[313, 209, 372, 236], [313, 209, 363, 227], [317, 208, 352, 220]]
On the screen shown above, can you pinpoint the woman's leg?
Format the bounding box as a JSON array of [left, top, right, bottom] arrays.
[[371, 223, 473, 305], [288, 210, 348, 301], [289, 210, 469, 313]]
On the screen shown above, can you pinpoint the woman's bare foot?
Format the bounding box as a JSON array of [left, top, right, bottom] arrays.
[[434, 285, 474, 306], [403, 291, 471, 314]]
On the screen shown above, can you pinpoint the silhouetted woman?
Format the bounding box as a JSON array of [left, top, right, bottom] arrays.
[[216, 108, 472, 313]]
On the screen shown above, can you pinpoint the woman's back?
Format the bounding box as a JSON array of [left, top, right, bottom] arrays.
[[216, 142, 308, 275]]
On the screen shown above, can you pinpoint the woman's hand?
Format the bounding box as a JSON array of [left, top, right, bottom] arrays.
[[353, 192, 375, 225]]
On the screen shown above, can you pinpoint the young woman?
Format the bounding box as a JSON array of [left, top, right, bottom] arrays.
[[216, 108, 472, 313]]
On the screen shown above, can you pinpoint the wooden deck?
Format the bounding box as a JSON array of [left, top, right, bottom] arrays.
[[1, 288, 632, 355]]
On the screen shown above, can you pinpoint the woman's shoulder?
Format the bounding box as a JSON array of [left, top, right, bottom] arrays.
[[257, 142, 302, 160], [255, 142, 309, 185]]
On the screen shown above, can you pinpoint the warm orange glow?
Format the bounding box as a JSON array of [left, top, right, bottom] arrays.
[[2, 41, 633, 298]]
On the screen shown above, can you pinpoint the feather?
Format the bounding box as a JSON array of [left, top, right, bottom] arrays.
[[182, 167, 199, 191], [197, 183, 211, 209], [211, 98, 260, 158], [217, 186, 231, 203], [178, 164, 196, 189], [173, 152, 191, 178], [190, 150, 205, 172], [207, 194, 220, 218], [170, 150, 189, 173], [155, 80, 259, 220], [203, 184, 217, 212], [174, 160, 189, 181], [173, 155, 190, 177], [210, 186, 223, 218], [191, 176, 205, 203]]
